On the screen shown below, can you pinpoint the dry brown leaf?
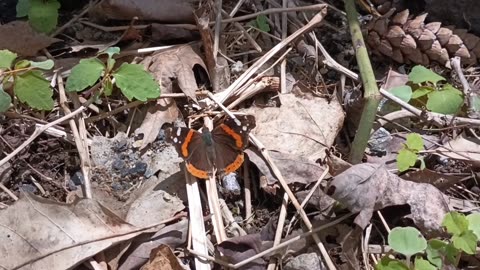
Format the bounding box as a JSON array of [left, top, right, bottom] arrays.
[[134, 98, 180, 150], [140, 244, 185, 270], [439, 135, 480, 167], [245, 93, 344, 162], [119, 220, 188, 270], [245, 149, 327, 185], [90, 0, 195, 23], [143, 45, 208, 101], [0, 192, 143, 270], [327, 163, 448, 236], [0, 21, 60, 56]]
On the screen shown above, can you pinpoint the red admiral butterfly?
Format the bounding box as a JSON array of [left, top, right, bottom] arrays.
[[165, 115, 256, 179]]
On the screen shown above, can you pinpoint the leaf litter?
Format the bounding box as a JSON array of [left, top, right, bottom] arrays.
[[1, 0, 480, 270]]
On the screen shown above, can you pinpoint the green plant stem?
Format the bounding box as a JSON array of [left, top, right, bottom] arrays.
[[344, 0, 382, 164]]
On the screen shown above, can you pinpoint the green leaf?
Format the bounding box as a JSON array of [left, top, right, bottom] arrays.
[[28, 0, 61, 33], [411, 87, 433, 99], [426, 239, 446, 268], [15, 60, 31, 69], [0, 50, 18, 69], [442, 212, 468, 235], [0, 86, 12, 112], [103, 78, 113, 96], [414, 257, 436, 270], [466, 213, 480, 239], [445, 243, 460, 265], [100, 47, 120, 58], [470, 96, 480, 114], [375, 257, 409, 270], [427, 88, 463, 114], [16, 0, 30, 17], [388, 227, 427, 257], [441, 84, 463, 95], [29, 59, 54, 70], [390, 86, 412, 103], [14, 70, 53, 110], [66, 58, 105, 92], [409, 65, 446, 84], [405, 133, 424, 152], [255, 15, 270, 32], [113, 63, 160, 101], [397, 149, 418, 172], [452, 230, 477, 254]]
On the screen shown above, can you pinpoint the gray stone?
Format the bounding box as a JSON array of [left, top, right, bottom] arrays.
[[284, 253, 324, 270]]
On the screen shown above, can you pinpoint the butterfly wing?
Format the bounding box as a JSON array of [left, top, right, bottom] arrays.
[[165, 127, 211, 179], [211, 115, 256, 174]]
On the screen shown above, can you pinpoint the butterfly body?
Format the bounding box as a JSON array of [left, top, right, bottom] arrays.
[[165, 115, 256, 179]]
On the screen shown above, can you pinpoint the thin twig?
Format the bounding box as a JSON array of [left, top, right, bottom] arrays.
[[213, 4, 327, 24], [51, 0, 99, 37], [0, 107, 86, 168]]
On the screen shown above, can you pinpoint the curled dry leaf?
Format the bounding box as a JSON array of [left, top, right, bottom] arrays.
[[134, 99, 180, 150], [0, 192, 142, 270], [140, 244, 185, 270], [143, 45, 208, 101], [245, 93, 344, 162], [0, 21, 60, 57], [327, 163, 448, 236], [90, 0, 195, 23], [119, 220, 188, 270]]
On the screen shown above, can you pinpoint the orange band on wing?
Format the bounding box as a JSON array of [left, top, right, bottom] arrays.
[[224, 153, 244, 174], [219, 124, 243, 148], [186, 163, 209, 179], [181, 130, 194, 157]]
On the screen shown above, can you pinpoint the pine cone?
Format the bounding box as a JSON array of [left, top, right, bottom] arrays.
[[365, 9, 480, 67]]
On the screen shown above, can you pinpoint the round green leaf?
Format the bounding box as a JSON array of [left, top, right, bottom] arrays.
[[426, 239, 446, 268], [28, 0, 61, 33], [255, 15, 271, 32], [375, 257, 409, 270], [113, 63, 160, 101], [100, 47, 120, 58], [445, 243, 460, 265], [411, 87, 433, 99], [390, 86, 412, 103], [0, 50, 18, 69], [29, 59, 54, 70], [427, 89, 463, 115], [0, 86, 12, 112], [397, 149, 417, 172], [66, 58, 105, 92], [466, 213, 480, 239], [405, 133, 424, 152], [16, 0, 30, 17], [442, 212, 468, 235], [14, 70, 53, 110], [414, 257, 436, 270], [452, 231, 477, 255], [388, 227, 427, 257], [409, 65, 446, 84]]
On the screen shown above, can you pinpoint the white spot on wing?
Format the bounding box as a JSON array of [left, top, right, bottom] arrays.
[[176, 128, 181, 136], [173, 137, 178, 143], [242, 126, 247, 131]]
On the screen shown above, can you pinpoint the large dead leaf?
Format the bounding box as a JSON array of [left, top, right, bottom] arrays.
[[140, 244, 185, 270], [142, 45, 208, 101], [119, 220, 188, 270], [134, 99, 180, 150], [438, 135, 480, 167], [327, 163, 448, 236], [245, 149, 327, 185], [90, 0, 195, 23], [0, 21, 60, 56], [0, 192, 143, 270], [245, 93, 344, 162]]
